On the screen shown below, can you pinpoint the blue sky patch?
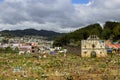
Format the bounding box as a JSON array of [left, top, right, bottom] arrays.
[[72, 0, 89, 4], [0, 0, 3, 2]]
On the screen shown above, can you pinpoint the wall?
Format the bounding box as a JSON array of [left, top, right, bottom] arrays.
[[81, 40, 107, 57]]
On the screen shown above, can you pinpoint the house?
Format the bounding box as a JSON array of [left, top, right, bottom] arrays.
[[18, 44, 31, 54], [106, 43, 120, 54], [106, 43, 120, 49], [81, 35, 107, 57]]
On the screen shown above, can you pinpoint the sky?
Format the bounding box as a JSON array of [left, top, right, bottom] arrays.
[[72, 0, 89, 4], [0, 0, 3, 2], [0, 0, 120, 33]]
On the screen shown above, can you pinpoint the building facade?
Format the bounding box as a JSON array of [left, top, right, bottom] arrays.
[[81, 35, 107, 57]]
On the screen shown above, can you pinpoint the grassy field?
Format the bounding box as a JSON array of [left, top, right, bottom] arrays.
[[0, 53, 120, 80]]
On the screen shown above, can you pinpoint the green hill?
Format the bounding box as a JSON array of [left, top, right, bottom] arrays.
[[53, 21, 120, 46], [102, 21, 120, 40]]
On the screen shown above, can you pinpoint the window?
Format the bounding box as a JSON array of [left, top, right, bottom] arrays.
[[92, 44, 95, 48], [32, 47, 34, 49], [32, 50, 35, 53], [84, 51, 87, 54]]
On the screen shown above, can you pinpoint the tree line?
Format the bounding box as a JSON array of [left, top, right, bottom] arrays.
[[0, 47, 19, 53]]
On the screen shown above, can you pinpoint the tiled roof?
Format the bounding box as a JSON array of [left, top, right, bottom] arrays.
[[106, 44, 120, 49]]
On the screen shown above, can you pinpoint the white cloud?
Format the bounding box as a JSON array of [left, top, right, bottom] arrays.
[[0, 0, 120, 32]]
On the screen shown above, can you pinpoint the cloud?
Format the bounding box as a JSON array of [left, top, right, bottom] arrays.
[[74, 0, 120, 25], [0, 0, 120, 33]]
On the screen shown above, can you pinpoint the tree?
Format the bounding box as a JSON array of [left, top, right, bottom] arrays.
[[5, 47, 13, 53], [113, 25, 120, 40], [2, 39, 9, 44], [102, 28, 111, 39]]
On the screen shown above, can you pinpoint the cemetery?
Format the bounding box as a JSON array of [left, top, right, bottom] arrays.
[[0, 52, 119, 80]]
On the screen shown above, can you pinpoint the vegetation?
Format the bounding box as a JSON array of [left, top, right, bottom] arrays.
[[54, 21, 120, 46], [0, 29, 64, 40], [0, 47, 19, 53], [0, 53, 119, 80], [102, 21, 120, 40]]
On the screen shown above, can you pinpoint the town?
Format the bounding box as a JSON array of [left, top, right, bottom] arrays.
[[0, 35, 119, 80], [0, 35, 119, 57], [0, 35, 67, 55]]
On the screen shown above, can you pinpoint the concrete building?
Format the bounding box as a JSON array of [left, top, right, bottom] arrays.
[[81, 35, 107, 57]]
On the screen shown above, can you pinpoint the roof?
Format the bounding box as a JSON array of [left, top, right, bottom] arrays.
[[19, 46, 31, 51], [106, 44, 120, 49]]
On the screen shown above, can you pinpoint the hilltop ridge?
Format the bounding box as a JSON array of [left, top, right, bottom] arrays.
[[0, 29, 65, 40]]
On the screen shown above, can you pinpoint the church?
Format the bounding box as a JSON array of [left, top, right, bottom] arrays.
[[81, 35, 107, 57]]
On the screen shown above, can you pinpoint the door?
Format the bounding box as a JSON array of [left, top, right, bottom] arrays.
[[91, 51, 96, 58]]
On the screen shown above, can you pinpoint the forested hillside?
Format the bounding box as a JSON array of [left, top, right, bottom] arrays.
[[102, 21, 120, 40], [0, 29, 64, 40], [54, 21, 120, 46]]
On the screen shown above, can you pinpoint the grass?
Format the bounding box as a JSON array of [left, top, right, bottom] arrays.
[[0, 53, 120, 80]]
